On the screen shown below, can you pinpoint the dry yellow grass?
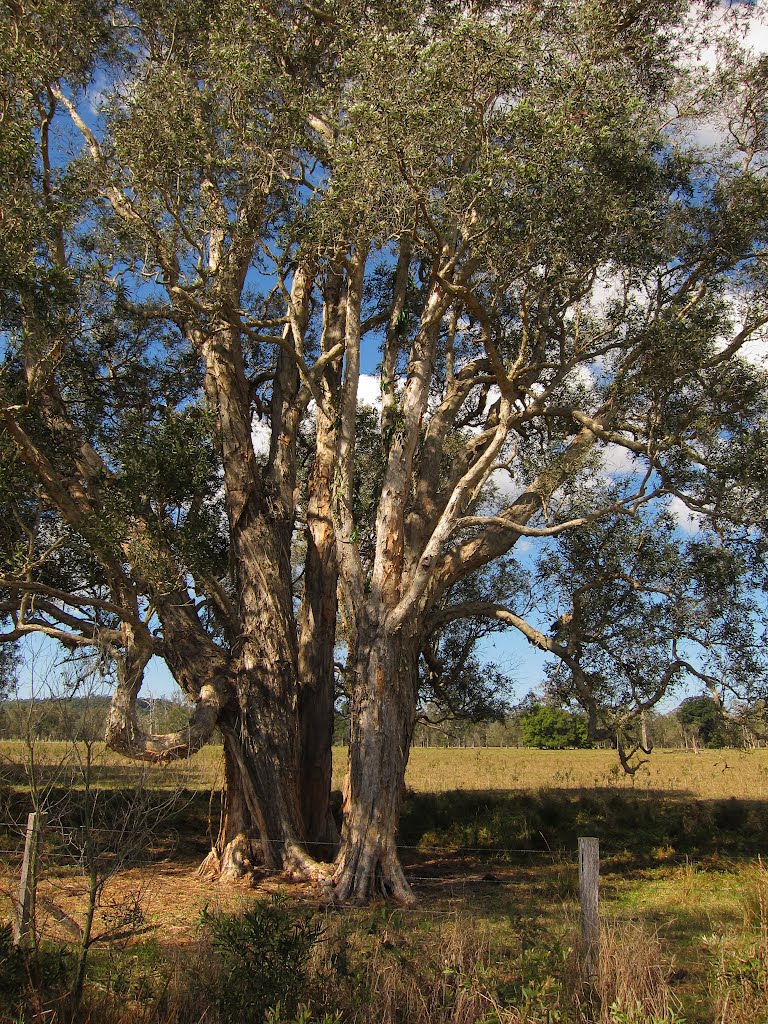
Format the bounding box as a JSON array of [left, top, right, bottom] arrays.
[[395, 746, 768, 800], [2, 741, 766, 1024], [2, 741, 766, 800]]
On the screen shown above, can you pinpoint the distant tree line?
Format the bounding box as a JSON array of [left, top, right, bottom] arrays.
[[6, 691, 762, 751], [333, 693, 768, 751]]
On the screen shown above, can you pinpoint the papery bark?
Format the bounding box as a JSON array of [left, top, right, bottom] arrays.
[[333, 622, 419, 905], [297, 270, 345, 855]]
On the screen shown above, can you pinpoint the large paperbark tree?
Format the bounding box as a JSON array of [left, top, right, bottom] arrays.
[[2, 0, 767, 904]]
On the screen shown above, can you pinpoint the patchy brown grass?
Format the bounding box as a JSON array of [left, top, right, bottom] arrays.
[[397, 746, 768, 800]]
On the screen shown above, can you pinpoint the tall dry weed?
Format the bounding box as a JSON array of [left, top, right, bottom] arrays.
[[708, 859, 768, 1024], [314, 912, 570, 1024], [586, 920, 681, 1024]]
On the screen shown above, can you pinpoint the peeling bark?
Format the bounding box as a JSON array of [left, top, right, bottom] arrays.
[[105, 624, 230, 761], [198, 736, 257, 880], [333, 624, 418, 906], [298, 271, 344, 856]]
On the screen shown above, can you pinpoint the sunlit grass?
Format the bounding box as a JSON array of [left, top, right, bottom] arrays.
[[3, 742, 768, 802], [396, 746, 768, 800]]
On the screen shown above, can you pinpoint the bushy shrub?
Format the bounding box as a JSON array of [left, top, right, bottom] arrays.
[[519, 705, 590, 750], [0, 922, 73, 1023], [0, 922, 26, 1015], [201, 896, 323, 1023]]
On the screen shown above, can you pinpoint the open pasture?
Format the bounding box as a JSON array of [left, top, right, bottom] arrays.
[[1, 743, 767, 1023], [2, 740, 765, 798], [399, 745, 768, 800]]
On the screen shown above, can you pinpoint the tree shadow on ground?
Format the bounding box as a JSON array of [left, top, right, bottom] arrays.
[[398, 787, 768, 872]]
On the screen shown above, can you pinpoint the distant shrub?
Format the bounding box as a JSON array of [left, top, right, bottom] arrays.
[[675, 695, 736, 748], [0, 922, 73, 1022], [519, 704, 590, 750], [0, 922, 26, 1011]]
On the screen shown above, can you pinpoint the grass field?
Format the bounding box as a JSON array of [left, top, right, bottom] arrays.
[[3, 740, 764, 796], [2, 743, 767, 1023]]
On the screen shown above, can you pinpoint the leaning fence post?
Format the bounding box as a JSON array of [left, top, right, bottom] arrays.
[[578, 836, 600, 978], [13, 811, 46, 947]]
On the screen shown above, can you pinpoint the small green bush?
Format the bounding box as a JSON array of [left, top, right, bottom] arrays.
[[0, 923, 73, 1023], [264, 1004, 341, 1024], [519, 704, 590, 750], [201, 896, 323, 1023], [0, 923, 26, 1013]]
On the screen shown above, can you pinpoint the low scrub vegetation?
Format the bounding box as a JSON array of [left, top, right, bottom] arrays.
[[0, 899, 690, 1024]]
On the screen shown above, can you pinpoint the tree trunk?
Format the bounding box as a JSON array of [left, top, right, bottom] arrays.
[[298, 653, 339, 858], [640, 710, 651, 753], [333, 624, 418, 905], [203, 709, 330, 886], [297, 421, 340, 855], [198, 734, 257, 879], [224, 443, 329, 878], [297, 292, 342, 854]]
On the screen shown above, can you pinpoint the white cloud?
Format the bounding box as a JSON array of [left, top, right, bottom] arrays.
[[487, 466, 526, 501], [666, 4, 768, 161], [251, 418, 271, 457], [85, 70, 110, 117], [357, 374, 383, 410], [741, 335, 768, 366], [602, 444, 638, 477], [669, 495, 704, 535], [744, 4, 768, 54]]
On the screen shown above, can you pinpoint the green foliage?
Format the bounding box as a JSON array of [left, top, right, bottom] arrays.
[[519, 704, 590, 750], [0, 694, 192, 742], [1, 0, 768, 914], [609, 1006, 686, 1024], [201, 897, 324, 1023], [0, 924, 74, 1023], [0, 648, 18, 700], [708, 922, 768, 1023], [264, 1005, 341, 1024], [537, 496, 768, 751], [0, 923, 26, 1012], [676, 696, 734, 749]]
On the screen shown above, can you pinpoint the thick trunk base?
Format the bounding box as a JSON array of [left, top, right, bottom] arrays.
[[331, 626, 419, 906], [198, 732, 262, 880], [298, 684, 339, 860], [298, 711, 340, 860], [206, 721, 333, 891], [197, 832, 257, 881], [333, 838, 415, 906]]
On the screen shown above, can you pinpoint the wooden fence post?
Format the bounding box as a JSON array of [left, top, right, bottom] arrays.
[[578, 836, 600, 978], [13, 811, 46, 947]]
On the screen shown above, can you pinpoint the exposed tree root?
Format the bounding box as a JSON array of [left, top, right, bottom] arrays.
[[332, 841, 416, 907], [198, 834, 337, 900], [197, 832, 257, 880]]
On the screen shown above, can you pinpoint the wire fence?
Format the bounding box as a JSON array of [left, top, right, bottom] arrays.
[[0, 819, 184, 872], [0, 819, 573, 890], [0, 819, 568, 857], [0, 812, 600, 951], [0, 815, 593, 921]]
